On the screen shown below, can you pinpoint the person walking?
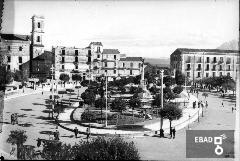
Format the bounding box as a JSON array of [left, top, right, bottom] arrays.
[[10, 113, 14, 125], [205, 101, 208, 108], [56, 130, 60, 140], [86, 127, 90, 141], [221, 102, 224, 108], [169, 127, 172, 139], [160, 129, 164, 138], [232, 107, 234, 113], [37, 138, 42, 147], [172, 127, 176, 139], [74, 127, 79, 138]]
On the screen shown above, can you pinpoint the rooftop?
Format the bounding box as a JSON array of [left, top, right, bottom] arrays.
[[1, 34, 30, 41], [89, 42, 103, 46], [120, 57, 143, 61], [102, 49, 120, 54], [176, 48, 239, 53]]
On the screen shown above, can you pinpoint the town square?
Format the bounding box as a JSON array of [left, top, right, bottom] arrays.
[[0, 0, 239, 160]]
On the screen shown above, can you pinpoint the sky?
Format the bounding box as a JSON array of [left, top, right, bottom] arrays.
[[2, 0, 239, 58]]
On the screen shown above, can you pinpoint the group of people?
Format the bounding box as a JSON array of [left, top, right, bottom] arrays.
[[53, 130, 60, 140], [10, 113, 18, 125], [159, 127, 176, 139]]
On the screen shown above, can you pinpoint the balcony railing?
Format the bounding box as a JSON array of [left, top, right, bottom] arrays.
[[212, 60, 217, 64], [186, 68, 191, 71]]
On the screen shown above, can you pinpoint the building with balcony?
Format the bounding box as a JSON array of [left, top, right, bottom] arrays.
[[170, 48, 239, 81], [53, 46, 89, 80]]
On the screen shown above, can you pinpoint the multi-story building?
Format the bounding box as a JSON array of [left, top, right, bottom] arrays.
[[119, 56, 143, 77], [53, 46, 89, 80], [170, 48, 239, 81], [0, 34, 31, 72], [53, 42, 144, 81]]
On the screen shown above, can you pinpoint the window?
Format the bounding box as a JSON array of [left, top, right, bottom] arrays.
[[8, 46, 11, 51], [228, 65, 231, 70], [75, 65, 78, 69], [212, 65, 216, 70], [19, 65, 22, 71], [105, 70, 107, 73], [130, 70, 133, 75], [130, 62, 133, 68], [213, 57, 216, 63], [206, 57, 209, 63], [197, 72, 201, 77], [19, 57, 22, 63], [220, 72, 222, 76], [114, 55, 116, 60], [213, 72, 215, 77], [97, 54, 100, 58], [38, 22, 41, 28], [62, 50, 65, 55], [75, 57, 78, 62], [62, 65, 64, 69], [19, 46, 23, 51], [206, 73, 209, 77], [7, 65, 10, 70], [37, 36, 40, 42], [206, 64, 209, 70], [7, 56, 11, 62], [97, 47, 100, 52], [227, 72, 230, 76], [75, 50, 78, 56], [187, 64, 190, 70], [198, 64, 201, 69], [114, 70, 116, 74], [139, 63, 141, 68], [62, 57, 65, 63], [220, 57, 223, 62], [187, 72, 190, 77], [123, 63, 125, 68], [105, 62, 107, 67], [114, 62, 116, 66], [219, 65, 222, 70]]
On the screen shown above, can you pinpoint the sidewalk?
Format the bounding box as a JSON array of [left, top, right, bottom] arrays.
[[56, 92, 202, 137]]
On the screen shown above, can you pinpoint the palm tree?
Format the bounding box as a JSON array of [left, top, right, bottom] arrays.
[[7, 130, 27, 159]]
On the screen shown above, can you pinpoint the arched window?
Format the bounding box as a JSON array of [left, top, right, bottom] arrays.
[[38, 22, 41, 28], [37, 36, 40, 42]]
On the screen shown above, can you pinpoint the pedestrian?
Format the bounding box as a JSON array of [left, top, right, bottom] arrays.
[[232, 107, 234, 113], [170, 127, 172, 139], [86, 127, 90, 141], [42, 91, 43, 95], [221, 102, 224, 108], [205, 101, 208, 108], [74, 127, 79, 138], [198, 102, 200, 108], [37, 138, 41, 147], [56, 130, 60, 140], [11, 113, 14, 125], [160, 129, 164, 138], [172, 127, 176, 139]]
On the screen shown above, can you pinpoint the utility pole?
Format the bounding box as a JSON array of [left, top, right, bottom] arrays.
[[105, 75, 108, 127], [160, 70, 164, 131], [50, 65, 55, 119]]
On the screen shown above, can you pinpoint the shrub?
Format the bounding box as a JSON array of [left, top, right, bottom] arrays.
[[173, 85, 183, 94]]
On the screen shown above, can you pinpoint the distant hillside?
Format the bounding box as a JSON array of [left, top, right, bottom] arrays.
[[217, 40, 239, 50], [144, 58, 170, 68]]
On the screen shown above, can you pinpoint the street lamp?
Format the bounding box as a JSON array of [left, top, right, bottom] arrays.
[[159, 70, 164, 134], [50, 65, 55, 119], [105, 74, 108, 127]]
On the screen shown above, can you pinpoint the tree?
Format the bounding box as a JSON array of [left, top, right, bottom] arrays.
[[59, 73, 70, 87], [175, 70, 185, 86], [159, 103, 182, 130], [7, 130, 28, 159], [111, 98, 127, 113], [163, 87, 176, 101], [163, 76, 175, 87], [75, 137, 140, 160], [152, 94, 162, 108], [81, 91, 96, 107], [173, 85, 183, 94], [72, 74, 82, 85], [129, 94, 141, 121], [202, 92, 209, 99], [95, 97, 106, 122]]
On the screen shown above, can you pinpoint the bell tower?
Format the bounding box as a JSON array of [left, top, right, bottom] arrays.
[[31, 15, 44, 58]]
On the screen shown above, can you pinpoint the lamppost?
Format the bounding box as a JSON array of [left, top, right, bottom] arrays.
[[105, 75, 108, 127], [50, 65, 55, 119], [159, 70, 164, 133]]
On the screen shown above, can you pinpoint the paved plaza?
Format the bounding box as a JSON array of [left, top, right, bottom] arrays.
[[0, 87, 236, 160]]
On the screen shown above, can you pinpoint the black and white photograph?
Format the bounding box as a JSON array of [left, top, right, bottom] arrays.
[[0, 0, 239, 160]]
